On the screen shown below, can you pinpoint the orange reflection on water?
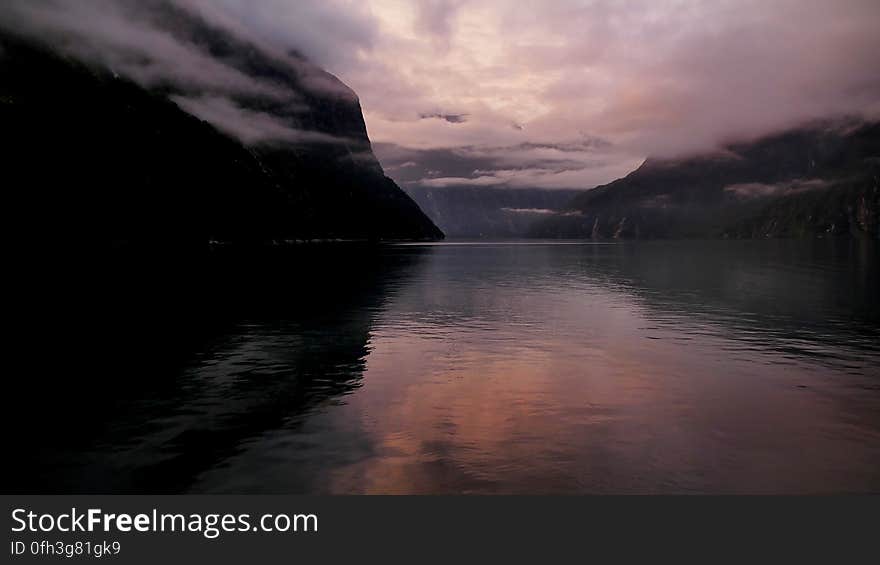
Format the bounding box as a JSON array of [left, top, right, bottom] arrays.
[[325, 301, 880, 494]]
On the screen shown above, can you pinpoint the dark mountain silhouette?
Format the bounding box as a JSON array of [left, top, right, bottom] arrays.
[[1, 8, 442, 249], [531, 121, 880, 239]]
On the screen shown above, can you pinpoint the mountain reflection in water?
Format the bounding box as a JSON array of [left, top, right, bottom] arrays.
[[13, 240, 880, 493]]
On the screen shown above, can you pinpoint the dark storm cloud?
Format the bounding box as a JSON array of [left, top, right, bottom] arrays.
[[419, 112, 470, 124], [373, 141, 627, 189], [373, 144, 493, 184]]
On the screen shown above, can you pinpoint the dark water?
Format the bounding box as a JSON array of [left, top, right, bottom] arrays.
[[13, 240, 880, 493]]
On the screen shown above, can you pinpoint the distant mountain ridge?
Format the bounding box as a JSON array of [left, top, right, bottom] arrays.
[[531, 120, 880, 239], [1, 2, 442, 247], [404, 186, 577, 238]]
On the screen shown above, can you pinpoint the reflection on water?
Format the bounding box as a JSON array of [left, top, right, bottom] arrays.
[[13, 240, 880, 493]]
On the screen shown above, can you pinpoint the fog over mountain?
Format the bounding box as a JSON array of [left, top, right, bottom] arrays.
[[8, 0, 877, 192], [5, 0, 879, 242], [356, 0, 880, 190], [0, 0, 442, 244], [532, 120, 880, 239], [0, 0, 366, 143]]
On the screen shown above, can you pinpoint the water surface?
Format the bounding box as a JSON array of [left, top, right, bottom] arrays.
[[15, 240, 880, 493]]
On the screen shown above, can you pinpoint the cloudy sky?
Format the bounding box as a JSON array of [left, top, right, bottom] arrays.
[[4, 0, 880, 190], [220, 0, 880, 190]]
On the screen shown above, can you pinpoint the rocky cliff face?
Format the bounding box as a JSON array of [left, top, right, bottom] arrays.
[[531, 121, 880, 239], [1, 1, 442, 248]]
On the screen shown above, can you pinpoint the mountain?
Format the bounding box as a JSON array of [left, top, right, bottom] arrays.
[[0, 3, 442, 248], [531, 121, 880, 239], [404, 186, 577, 238]]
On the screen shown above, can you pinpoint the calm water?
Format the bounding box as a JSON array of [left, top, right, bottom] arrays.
[[15, 240, 880, 493]]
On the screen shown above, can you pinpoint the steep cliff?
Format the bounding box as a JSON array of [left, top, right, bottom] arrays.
[[1, 3, 442, 248]]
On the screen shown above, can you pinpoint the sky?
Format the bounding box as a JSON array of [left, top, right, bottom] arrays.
[[3, 0, 880, 190]]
